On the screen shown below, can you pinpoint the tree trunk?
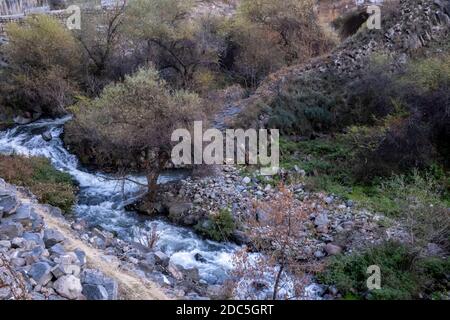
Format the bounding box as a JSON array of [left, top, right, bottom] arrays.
[[272, 263, 284, 300], [145, 154, 169, 202]]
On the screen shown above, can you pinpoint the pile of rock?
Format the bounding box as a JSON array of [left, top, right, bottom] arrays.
[[131, 165, 408, 262], [0, 184, 117, 300]]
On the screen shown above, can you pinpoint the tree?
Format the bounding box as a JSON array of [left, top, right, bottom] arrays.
[[65, 67, 205, 200], [74, 1, 130, 94], [226, 0, 334, 85], [124, 0, 222, 89], [232, 186, 320, 299], [1, 15, 81, 116]]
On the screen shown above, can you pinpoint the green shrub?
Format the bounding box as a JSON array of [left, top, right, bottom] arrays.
[[0, 155, 76, 213], [268, 73, 344, 136], [1, 15, 81, 116], [195, 208, 236, 242], [317, 242, 449, 300]]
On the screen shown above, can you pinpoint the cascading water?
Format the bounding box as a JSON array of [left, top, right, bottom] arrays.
[[0, 117, 321, 299]]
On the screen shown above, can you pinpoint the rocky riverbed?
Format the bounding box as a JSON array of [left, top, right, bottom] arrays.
[[131, 164, 411, 270]]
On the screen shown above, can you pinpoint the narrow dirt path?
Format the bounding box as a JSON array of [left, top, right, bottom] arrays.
[[15, 189, 170, 300]]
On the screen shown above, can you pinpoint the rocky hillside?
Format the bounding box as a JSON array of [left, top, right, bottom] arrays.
[[0, 178, 168, 300], [237, 0, 450, 125]]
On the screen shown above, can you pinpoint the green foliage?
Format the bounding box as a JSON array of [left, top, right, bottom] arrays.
[[402, 54, 450, 92], [195, 208, 236, 242], [318, 242, 449, 300], [0, 155, 76, 213], [280, 136, 353, 183], [1, 15, 81, 116]]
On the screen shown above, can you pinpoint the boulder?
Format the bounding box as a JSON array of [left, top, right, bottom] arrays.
[[13, 115, 33, 125], [82, 284, 109, 300], [168, 203, 193, 217], [53, 275, 83, 300], [314, 213, 329, 227], [0, 240, 11, 249], [23, 247, 49, 265], [207, 285, 225, 299], [0, 287, 12, 300], [325, 243, 343, 256], [49, 243, 66, 257], [81, 269, 118, 300], [28, 262, 53, 286], [74, 249, 86, 266], [168, 262, 184, 281], [7, 205, 35, 228], [22, 232, 44, 247], [242, 177, 251, 184], [231, 230, 250, 245], [0, 222, 24, 240], [0, 193, 18, 215], [43, 229, 65, 248], [194, 253, 206, 263], [51, 264, 81, 278], [41, 131, 52, 142], [153, 251, 170, 267]]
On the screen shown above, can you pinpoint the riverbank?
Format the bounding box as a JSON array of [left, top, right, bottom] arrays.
[[0, 178, 169, 300]]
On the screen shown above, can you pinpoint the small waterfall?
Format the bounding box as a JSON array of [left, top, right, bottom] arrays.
[[0, 0, 49, 16]]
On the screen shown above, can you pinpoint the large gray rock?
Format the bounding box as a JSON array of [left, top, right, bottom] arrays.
[[28, 262, 53, 286], [22, 232, 44, 247], [74, 249, 86, 266], [152, 251, 170, 267], [168, 203, 193, 217], [0, 240, 11, 248], [23, 246, 49, 265], [49, 243, 66, 256], [0, 193, 18, 215], [0, 222, 24, 240], [0, 287, 12, 300], [325, 243, 343, 256], [314, 213, 329, 227], [82, 284, 109, 300], [7, 205, 35, 228], [41, 131, 52, 142], [44, 229, 65, 248], [53, 275, 83, 300], [13, 115, 33, 125], [51, 264, 81, 278], [81, 269, 118, 300]]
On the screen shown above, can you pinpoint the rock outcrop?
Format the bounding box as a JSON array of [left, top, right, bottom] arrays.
[[237, 0, 450, 125]]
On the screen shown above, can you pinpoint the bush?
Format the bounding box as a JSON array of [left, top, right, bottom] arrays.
[[195, 208, 236, 242], [0, 155, 76, 213], [318, 241, 449, 300], [1, 15, 81, 116], [124, 0, 224, 90], [225, 0, 335, 86]]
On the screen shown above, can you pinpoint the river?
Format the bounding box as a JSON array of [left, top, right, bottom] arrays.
[[0, 117, 322, 299]]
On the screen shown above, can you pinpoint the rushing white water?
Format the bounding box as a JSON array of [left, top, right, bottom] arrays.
[[0, 118, 320, 298], [0, 117, 239, 283]]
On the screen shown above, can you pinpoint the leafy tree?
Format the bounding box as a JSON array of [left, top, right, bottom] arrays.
[[226, 0, 334, 85], [65, 67, 205, 200], [74, 2, 131, 94], [124, 0, 222, 89], [1, 15, 81, 116]]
